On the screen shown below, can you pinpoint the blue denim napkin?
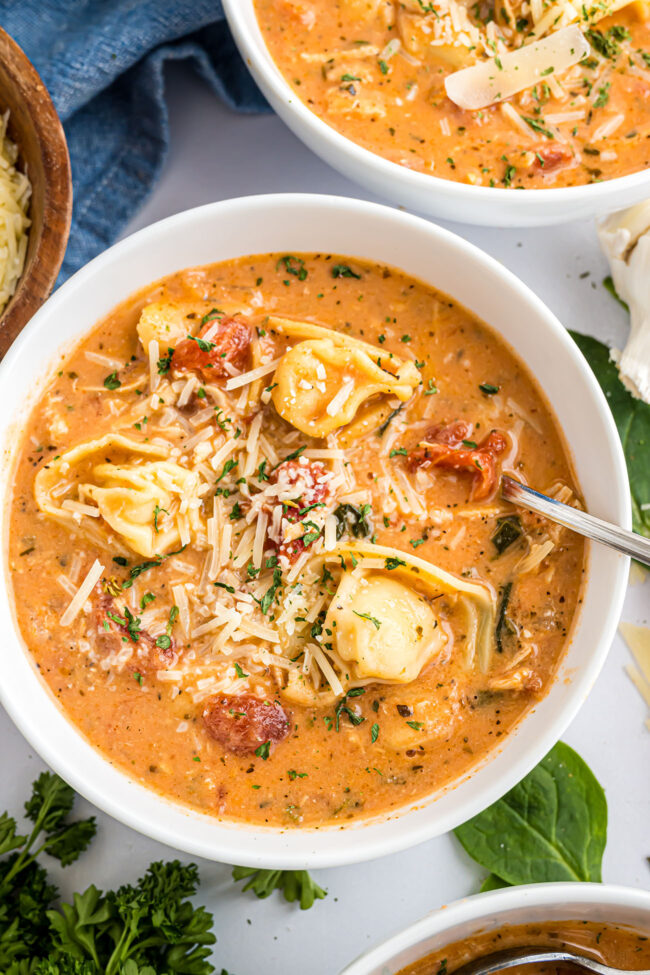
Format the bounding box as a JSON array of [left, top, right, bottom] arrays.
[[1, 0, 269, 279]]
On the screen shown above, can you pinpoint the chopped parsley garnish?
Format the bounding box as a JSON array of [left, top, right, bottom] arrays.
[[214, 409, 232, 431], [156, 634, 172, 650], [385, 556, 406, 570], [214, 581, 236, 594], [334, 688, 366, 731], [406, 720, 424, 730], [103, 372, 121, 390], [187, 335, 216, 352], [352, 610, 381, 630], [216, 458, 238, 483], [255, 742, 271, 760], [119, 545, 187, 589], [389, 447, 408, 458], [585, 25, 629, 59], [301, 521, 322, 546], [140, 591, 155, 610], [272, 445, 306, 469], [234, 662, 248, 679], [479, 382, 500, 395], [410, 536, 427, 549], [378, 58, 389, 74], [157, 348, 174, 375], [256, 568, 283, 615], [107, 606, 141, 643], [153, 503, 168, 532], [424, 379, 438, 395], [276, 255, 308, 281], [134, 671, 144, 685], [331, 264, 361, 279], [522, 116, 554, 139], [288, 769, 308, 780], [371, 723, 380, 743], [594, 82, 610, 107], [503, 162, 516, 187], [201, 307, 224, 325]]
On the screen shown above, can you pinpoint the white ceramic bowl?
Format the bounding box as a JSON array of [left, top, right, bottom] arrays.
[[223, 0, 650, 227], [0, 194, 630, 868], [340, 883, 650, 975]]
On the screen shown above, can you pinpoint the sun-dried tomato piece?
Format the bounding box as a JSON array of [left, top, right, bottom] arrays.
[[172, 315, 252, 378], [532, 143, 573, 174], [409, 421, 508, 501], [94, 588, 176, 670], [203, 694, 291, 756], [269, 459, 332, 563]]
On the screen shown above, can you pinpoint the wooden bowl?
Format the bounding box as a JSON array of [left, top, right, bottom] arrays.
[[0, 28, 72, 357]]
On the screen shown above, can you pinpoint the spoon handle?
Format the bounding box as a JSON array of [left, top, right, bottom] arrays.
[[502, 476, 650, 568], [451, 946, 645, 975]]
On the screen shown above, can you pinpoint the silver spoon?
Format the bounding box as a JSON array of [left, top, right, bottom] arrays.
[[501, 475, 650, 568], [451, 946, 650, 975]]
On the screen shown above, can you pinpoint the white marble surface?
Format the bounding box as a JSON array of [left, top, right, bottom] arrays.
[[1, 62, 649, 975]]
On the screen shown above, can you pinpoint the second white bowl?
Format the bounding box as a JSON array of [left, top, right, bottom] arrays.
[[340, 883, 650, 975], [223, 0, 650, 227]]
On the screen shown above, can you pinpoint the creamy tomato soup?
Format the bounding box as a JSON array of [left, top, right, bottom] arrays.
[[255, 0, 650, 188], [9, 253, 585, 828], [397, 920, 650, 975]]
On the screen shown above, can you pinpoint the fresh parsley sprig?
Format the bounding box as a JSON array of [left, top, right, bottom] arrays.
[[231, 866, 326, 910], [0, 774, 217, 974]]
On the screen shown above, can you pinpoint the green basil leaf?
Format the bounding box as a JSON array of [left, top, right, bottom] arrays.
[[454, 741, 607, 884]]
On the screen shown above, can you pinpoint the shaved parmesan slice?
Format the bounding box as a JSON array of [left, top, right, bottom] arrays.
[[445, 26, 589, 111], [620, 622, 650, 685]]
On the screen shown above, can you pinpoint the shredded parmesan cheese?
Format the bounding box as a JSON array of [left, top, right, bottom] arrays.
[[225, 357, 282, 391], [60, 560, 104, 627], [0, 111, 31, 314]]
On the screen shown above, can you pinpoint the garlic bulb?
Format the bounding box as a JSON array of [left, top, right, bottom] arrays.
[[598, 199, 650, 404]]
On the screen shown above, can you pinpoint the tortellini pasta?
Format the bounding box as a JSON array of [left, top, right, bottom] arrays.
[[323, 543, 495, 681], [277, 542, 496, 705], [137, 302, 199, 355], [268, 317, 420, 439], [326, 571, 446, 683], [34, 434, 204, 558], [136, 300, 244, 354]]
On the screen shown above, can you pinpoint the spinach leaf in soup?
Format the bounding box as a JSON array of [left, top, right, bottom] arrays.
[[492, 516, 523, 555], [454, 741, 607, 886], [570, 331, 650, 539]]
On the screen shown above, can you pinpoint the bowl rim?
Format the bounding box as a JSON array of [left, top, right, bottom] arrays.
[[0, 26, 72, 355], [0, 192, 631, 868], [338, 883, 650, 975], [222, 0, 650, 220]]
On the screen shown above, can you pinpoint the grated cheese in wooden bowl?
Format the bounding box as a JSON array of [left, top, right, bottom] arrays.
[[0, 110, 31, 315]]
